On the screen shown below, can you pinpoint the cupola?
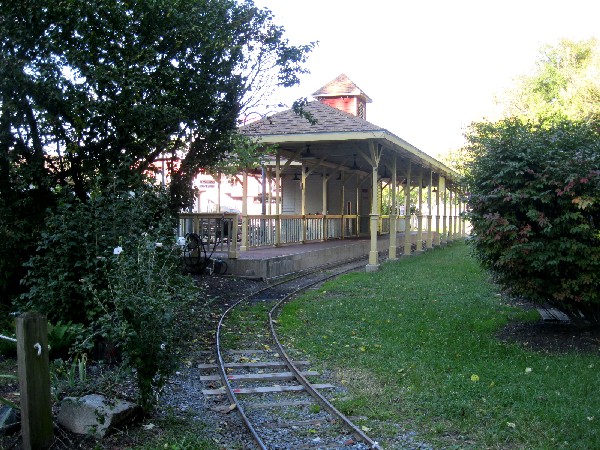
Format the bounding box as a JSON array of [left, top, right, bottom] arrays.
[[312, 73, 372, 120]]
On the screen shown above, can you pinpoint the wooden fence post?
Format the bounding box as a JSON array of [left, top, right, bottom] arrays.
[[16, 312, 54, 450]]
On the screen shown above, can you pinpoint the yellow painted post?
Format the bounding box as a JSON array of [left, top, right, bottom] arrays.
[[458, 200, 463, 238], [388, 156, 398, 261], [441, 180, 447, 245], [416, 170, 423, 252], [301, 165, 307, 243], [367, 148, 380, 271], [216, 172, 221, 212], [448, 189, 456, 242], [17, 313, 54, 450], [275, 155, 281, 246], [456, 197, 461, 239], [356, 181, 361, 236], [403, 162, 412, 256], [426, 170, 433, 249], [340, 172, 346, 238], [322, 174, 328, 241], [434, 176, 441, 246], [240, 170, 248, 251]]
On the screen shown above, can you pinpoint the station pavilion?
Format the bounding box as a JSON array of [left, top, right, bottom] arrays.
[[179, 74, 466, 277]]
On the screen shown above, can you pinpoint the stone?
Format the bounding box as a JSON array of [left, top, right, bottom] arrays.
[[0, 406, 20, 435], [57, 394, 139, 438]]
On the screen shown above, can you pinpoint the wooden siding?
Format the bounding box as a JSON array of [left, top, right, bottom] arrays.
[[317, 96, 366, 119]]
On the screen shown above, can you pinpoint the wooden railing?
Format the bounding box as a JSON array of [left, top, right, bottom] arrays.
[[177, 212, 463, 254], [178, 213, 240, 258], [245, 214, 358, 248]]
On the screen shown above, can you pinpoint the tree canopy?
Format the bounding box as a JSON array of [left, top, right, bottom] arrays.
[[0, 0, 314, 302], [0, 0, 314, 206], [498, 38, 600, 120]]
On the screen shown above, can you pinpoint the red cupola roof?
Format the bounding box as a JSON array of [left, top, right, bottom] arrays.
[[312, 74, 372, 119]]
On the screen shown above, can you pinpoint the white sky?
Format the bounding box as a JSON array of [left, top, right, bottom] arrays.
[[253, 0, 600, 159]]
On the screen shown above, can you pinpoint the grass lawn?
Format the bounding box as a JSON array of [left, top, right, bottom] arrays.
[[278, 242, 600, 449]]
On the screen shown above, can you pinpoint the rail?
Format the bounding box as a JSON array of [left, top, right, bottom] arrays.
[[214, 258, 381, 448]]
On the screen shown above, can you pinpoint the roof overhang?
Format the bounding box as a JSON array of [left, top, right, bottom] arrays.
[[250, 130, 457, 180]]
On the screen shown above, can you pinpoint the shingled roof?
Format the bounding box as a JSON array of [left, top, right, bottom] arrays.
[[312, 73, 372, 103], [239, 101, 383, 137]]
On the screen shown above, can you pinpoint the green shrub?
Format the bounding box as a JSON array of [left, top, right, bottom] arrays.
[[47, 321, 85, 359], [464, 117, 600, 324], [20, 176, 198, 411], [90, 228, 196, 411]]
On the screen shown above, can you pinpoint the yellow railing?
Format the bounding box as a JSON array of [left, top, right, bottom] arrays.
[[177, 212, 464, 255], [178, 213, 240, 258]]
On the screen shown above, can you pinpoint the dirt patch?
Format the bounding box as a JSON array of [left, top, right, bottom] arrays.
[[496, 298, 600, 354]]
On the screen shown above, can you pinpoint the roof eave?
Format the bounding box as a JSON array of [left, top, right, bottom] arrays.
[[251, 130, 458, 178]]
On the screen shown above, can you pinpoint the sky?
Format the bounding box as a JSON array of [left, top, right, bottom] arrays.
[[253, 0, 600, 159]]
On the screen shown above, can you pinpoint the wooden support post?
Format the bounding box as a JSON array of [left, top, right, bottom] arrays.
[[240, 169, 248, 251], [416, 170, 423, 252], [434, 176, 441, 246], [388, 156, 398, 261], [403, 163, 412, 255], [426, 170, 433, 249], [366, 142, 381, 272], [441, 181, 447, 245], [448, 189, 454, 242], [301, 165, 307, 243], [17, 312, 54, 450], [275, 154, 281, 246], [355, 181, 361, 236]]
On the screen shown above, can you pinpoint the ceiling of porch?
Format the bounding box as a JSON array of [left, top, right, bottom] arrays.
[[239, 101, 458, 187]]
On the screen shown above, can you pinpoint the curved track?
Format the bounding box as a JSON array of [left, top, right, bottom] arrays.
[[208, 258, 382, 449]]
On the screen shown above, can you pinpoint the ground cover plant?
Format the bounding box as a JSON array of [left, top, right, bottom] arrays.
[[278, 242, 600, 449]]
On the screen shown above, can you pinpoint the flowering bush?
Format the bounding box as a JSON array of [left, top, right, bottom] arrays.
[[92, 230, 196, 410], [464, 117, 600, 324], [21, 177, 198, 410]]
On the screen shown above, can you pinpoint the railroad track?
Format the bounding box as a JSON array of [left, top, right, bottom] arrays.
[[200, 258, 382, 449]]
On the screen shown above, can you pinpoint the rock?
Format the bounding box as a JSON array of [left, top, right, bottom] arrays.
[[0, 406, 20, 435], [57, 394, 139, 438]]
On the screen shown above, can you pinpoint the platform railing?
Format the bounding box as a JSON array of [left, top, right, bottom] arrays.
[[178, 213, 239, 258], [245, 214, 359, 248], [178, 213, 363, 251], [247, 215, 277, 247]]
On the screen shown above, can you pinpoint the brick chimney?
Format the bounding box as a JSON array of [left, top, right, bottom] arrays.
[[312, 73, 372, 120]]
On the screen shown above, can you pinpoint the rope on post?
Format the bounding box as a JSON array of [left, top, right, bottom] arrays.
[[0, 334, 17, 343]]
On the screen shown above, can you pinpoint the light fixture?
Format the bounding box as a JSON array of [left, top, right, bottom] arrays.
[[350, 154, 359, 171], [336, 172, 342, 180], [301, 144, 316, 160], [292, 172, 300, 181]]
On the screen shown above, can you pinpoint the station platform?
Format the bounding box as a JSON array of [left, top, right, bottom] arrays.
[[211, 232, 433, 279]]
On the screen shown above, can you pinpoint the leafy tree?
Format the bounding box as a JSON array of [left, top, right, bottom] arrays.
[[498, 38, 600, 120], [463, 39, 600, 325], [464, 117, 600, 324], [0, 0, 314, 305]]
